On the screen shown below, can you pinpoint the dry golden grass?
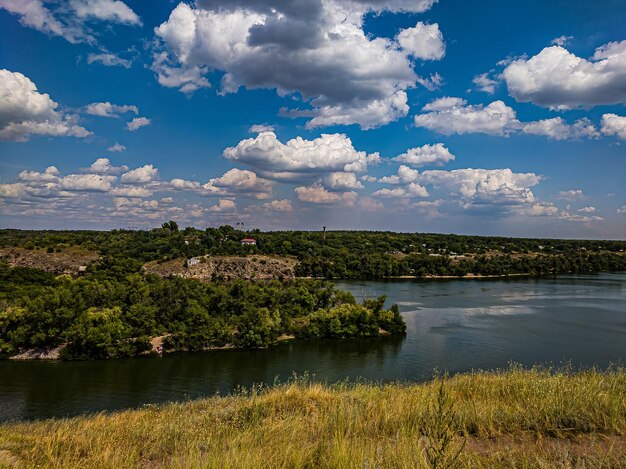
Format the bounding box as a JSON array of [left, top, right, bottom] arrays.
[[1, 367, 625, 468]]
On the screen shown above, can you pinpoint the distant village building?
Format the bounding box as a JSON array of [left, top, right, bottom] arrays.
[[240, 238, 257, 246], [187, 257, 201, 267]]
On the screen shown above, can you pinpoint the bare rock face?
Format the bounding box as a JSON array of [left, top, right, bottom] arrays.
[[10, 344, 67, 360], [0, 247, 98, 275], [144, 255, 298, 281]]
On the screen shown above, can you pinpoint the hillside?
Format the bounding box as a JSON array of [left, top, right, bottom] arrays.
[[1, 368, 624, 467], [143, 255, 298, 281], [0, 247, 98, 275]]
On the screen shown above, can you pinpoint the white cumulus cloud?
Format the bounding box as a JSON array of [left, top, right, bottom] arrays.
[[323, 172, 364, 190], [600, 113, 626, 140], [203, 168, 273, 199], [70, 0, 141, 25], [120, 165, 159, 184], [262, 199, 293, 212], [415, 96, 603, 140], [558, 189, 584, 199], [107, 142, 126, 152], [0, 69, 91, 141], [502, 40, 626, 109], [249, 124, 275, 133], [414, 98, 519, 136], [224, 131, 379, 181], [208, 198, 236, 212], [109, 186, 153, 197], [59, 174, 116, 192], [82, 158, 129, 175], [396, 22, 445, 60], [393, 143, 455, 167], [295, 185, 357, 205], [126, 117, 151, 131], [18, 166, 60, 182], [0, 0, 140, 43], [85, 102, 138, 118], [522, 117, 599, 140]]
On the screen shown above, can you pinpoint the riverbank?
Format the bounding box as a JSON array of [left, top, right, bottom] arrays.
[[382, 272, 532, 279], [1, 368, 624, 467]]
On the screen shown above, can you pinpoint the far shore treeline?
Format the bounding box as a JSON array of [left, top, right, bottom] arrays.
[[1, 224, 625, 360], [2, 224, 626, 278]]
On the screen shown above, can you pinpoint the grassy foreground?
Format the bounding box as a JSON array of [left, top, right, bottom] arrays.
[[1, 368, 625, 468]]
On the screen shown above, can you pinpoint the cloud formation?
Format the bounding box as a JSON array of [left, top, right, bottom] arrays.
[[522, 117, 599, 140], [558, 189, 584, 199], [107, 143, 126, 152], [59, 174, 117, 192], [323, 172, 364, 190], [0, 69, 91, 141], [376, 165, 544, 214], [121, 165, 159, 184], [151, 0, 443, 128], [87, 52, 132, 68], [85, 102, 138, 118], [208, 198, 236, 212], [203, 168, 273, 200], [396, 22, 445, 60], [82, 157, 128, 175], [295, 184, 357, 205], [126, 117, 151, 131], [224, 131, 379, 181], [392, 143, 454, 167], [600, 113, 626, 140], [70, 0, 141, 25], [262, 199, 293, 212], [502, 40, 626, 109], [0, 0, 141, 43], [415, 97, 603, 140], [472, 72, 499, 94], [414, 98, 518, 136]]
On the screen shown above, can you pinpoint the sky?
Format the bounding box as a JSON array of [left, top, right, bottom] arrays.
[[0, 0, 625, 239]]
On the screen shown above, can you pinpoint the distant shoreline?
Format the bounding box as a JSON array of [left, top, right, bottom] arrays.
[[383, 273, 532, 279], [301, 272, 535, 281]]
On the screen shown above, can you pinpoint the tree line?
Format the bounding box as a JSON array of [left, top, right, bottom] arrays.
[[2, 225, 624, 279]]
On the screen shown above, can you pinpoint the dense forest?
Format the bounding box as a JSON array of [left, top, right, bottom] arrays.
[[0, 264, 405, 360]]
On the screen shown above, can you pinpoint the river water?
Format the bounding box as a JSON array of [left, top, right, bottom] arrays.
[[1, 273, 625, 421]]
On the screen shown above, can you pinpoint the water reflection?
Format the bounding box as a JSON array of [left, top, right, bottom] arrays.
[[1, 273, 625, 421]]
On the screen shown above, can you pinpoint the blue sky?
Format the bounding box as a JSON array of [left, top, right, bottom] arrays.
[[1, 0, 625, 238]]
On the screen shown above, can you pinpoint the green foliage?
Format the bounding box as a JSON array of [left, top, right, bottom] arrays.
[[2, 227, 624, 279], [0, 267, 405, 360], [63, 307, 148, 360], [161, 221, 179, 232], [422, 378, 465, 469]]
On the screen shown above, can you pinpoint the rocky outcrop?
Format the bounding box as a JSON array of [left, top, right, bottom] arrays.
[[9, 344, 67, 360], [143, 255, 298, 281], [0, 247, 98, 275]]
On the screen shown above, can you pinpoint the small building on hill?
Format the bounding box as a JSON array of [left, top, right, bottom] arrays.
[[240, 238, 257, 246], [187, 257, 202, 267]]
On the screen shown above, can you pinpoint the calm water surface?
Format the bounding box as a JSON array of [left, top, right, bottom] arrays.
[[1, 273, 625, 421]]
